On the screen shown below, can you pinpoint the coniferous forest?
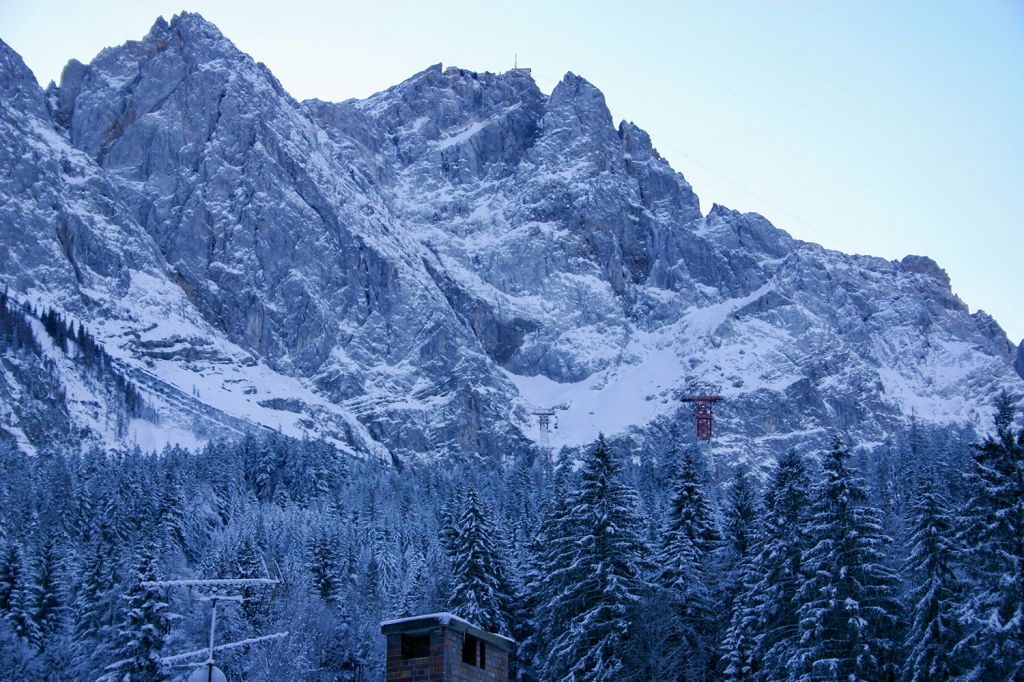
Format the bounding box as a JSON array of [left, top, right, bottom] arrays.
[[1, 6, 1021, 681], [0, 393, 1021, 681]]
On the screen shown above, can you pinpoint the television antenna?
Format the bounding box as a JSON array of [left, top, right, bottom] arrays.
[[143, 578, 288, 680]]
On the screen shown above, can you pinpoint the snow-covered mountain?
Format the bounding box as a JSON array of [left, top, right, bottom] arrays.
[[1, 13, 1021, 464]]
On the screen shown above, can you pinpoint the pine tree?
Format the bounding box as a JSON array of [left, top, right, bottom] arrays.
[[31, 538, 65, 646], [446, 489, 515, 635], [720, 554, 761, 681], [902, 470, 963, 681], [656, 524, 715, 681], [155, 468, 189, 560], [0, 542, 19, 615], [954, 395, 1024, 680], [398, 548, 428, 618], [438, 485, 464, 559], [307, 523, 344, 605], [520, 463, 576, 681], [718, 468, 762, 680], [652, 446, 719, 680], [667, 448, 721, 559], [723, 467, 759, 563], [751, 449, 812, 680], [104, 546, 174, 681], [791, 438, 903, 681], [6, 543, 40, 645], [540, 435, 653, 682], [368, 525, 400, 610], [234, 529, 267, 625], [0, 618, 43, 679], [71, 541, 119, 680], [993, 390, 1016, 433]]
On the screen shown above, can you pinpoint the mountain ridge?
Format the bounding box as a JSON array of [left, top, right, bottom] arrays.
[[1, 12, 1021, 465]]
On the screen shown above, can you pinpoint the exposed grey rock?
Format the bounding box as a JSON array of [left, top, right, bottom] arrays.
[[1016, 340, 1024, 381], [900, 254, 951, 289], [1, 14, 1021, 464]]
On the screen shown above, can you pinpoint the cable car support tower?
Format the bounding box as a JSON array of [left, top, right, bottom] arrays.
[[680, 383, 723, 481], [532, 408, 558, 462]]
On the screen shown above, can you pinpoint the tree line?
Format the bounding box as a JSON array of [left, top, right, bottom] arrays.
[[0, 395, 1020, 681]]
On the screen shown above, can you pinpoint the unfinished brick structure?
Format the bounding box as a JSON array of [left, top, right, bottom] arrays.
[[381, 612, 514, 682]]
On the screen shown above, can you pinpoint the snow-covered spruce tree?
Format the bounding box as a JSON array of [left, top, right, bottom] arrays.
[[307, 521, 345, 606], [718, 467, 762, 680], [31, 536, 66, 646], [368, 525, 400, 611], [902, 469, 963, 682], [446, 488, 515, 636], [723, 467, 760, 565], [438, 484, 465, 560], [398, 547, 429, 618], [668, 448, 721, 558], [0, 541, 20, 617], [954, 392, 1024, 680], [520, 462, 577, 682], [652, 446, 719, 680], [155, 467, 190, 560], [6, 541, 40, 645], [70, 540, 120, 680], [791, 438, 903, 682], [104, 546, 175, 682], [653, 530, 715, 682], [750, 449, 812, 680], [720, 553, 761, 681], [0, 618, 43, 679], [541, 435, 654, 682], [234, 527, 268, 626]]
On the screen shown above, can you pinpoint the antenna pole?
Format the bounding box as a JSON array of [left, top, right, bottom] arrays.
[[208, 597, 218, 669], [150, 577, 287, 676]]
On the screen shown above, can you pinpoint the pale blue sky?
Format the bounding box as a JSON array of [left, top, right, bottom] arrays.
[[2, 0, 1022, 341]]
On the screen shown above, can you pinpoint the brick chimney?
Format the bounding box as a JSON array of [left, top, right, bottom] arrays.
[[380, 612, 514, 682]]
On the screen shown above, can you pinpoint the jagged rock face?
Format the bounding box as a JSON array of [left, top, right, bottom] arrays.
[[41, 16, 525, 459], [1, 13, 1021, 463], [49, 16, 410, 375], [0, 38, 162, 308], [1016, 341, 1024, 381]]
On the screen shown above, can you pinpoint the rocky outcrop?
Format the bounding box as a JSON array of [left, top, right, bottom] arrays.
[[0, 13, 1021, 463]]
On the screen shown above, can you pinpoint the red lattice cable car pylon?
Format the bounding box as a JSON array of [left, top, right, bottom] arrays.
[[532, 409, 557, 457], [680, 383, 723, 441]]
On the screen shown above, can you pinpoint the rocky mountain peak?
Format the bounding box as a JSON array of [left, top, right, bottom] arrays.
[[0, 38, 47, 116], [900, 254, 952, 290], [355, 62, 544, 138], [1, 17, 1021, 463], [545, 71, 616, 136], [617, 120, 658, 160], [143, 11, 235, 56]]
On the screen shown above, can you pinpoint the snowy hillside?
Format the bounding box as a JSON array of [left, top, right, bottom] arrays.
[[1, 13, 1021, 463]]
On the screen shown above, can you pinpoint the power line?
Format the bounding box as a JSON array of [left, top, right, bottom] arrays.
[[647, 133, 860, 253], [526, 65, 859, 252]]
